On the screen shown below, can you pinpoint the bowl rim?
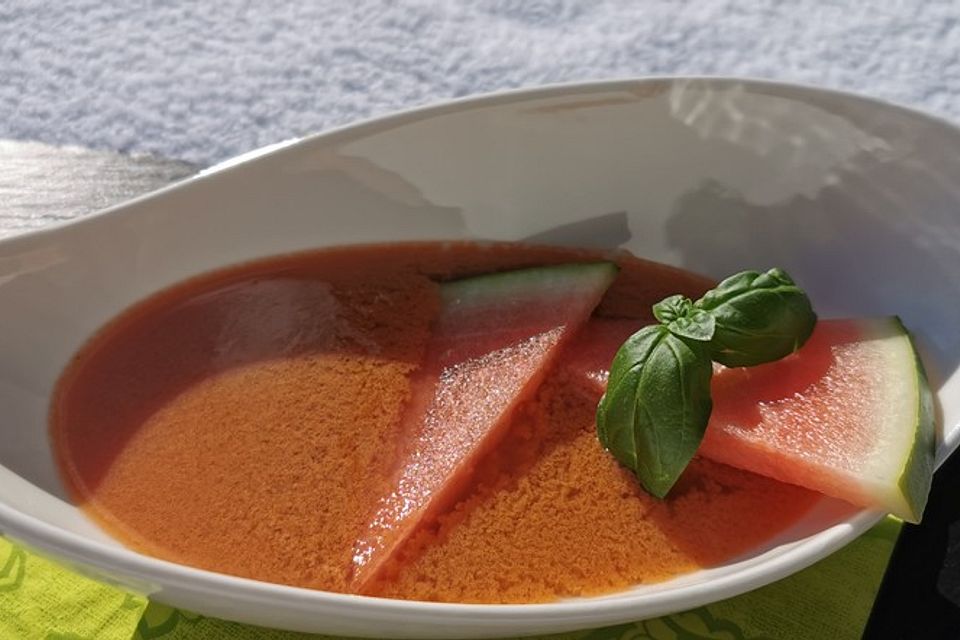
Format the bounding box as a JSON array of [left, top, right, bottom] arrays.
[[0, 75, 955, 630], [6, 74, 960, 250]]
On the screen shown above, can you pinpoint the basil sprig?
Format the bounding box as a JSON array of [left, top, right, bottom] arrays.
[[696, 268, 816, 367], [596, 268, 816, 498], [596, 325, 714, 497]]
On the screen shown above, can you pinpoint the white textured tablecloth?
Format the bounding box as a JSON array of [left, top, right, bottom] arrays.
[[2, 1, 959, 164]]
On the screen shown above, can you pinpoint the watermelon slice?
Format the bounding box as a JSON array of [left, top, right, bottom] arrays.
[[567, 317, 935, 522], [349, 262, 618, 591]]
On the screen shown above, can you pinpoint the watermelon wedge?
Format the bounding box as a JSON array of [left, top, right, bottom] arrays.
[[349, 262, 618, 591], [567, 317, 935, 522]]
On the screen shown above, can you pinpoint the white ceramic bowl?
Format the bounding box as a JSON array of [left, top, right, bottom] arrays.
[[2, 78, 960, 638]]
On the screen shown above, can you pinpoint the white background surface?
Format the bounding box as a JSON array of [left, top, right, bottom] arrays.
[[2, 1, 959, 164]]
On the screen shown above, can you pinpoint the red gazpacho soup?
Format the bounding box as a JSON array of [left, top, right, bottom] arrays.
[[51, 242, 818, 603]]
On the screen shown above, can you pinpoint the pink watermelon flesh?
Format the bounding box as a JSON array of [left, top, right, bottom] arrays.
[[567, 317, 933, 522], [349, 263, 617, 591]]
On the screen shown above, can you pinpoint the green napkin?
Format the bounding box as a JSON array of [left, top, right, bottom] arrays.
[[1, 519, 901, 640], [0, 537, 147, 640]]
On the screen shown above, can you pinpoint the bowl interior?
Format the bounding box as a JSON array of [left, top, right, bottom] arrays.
[[1, 78, 959, 635]]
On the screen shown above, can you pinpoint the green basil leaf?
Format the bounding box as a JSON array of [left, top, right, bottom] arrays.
[[652, 294, 715, 341], [695, 268, 816, 367], [665, 308, 715, 342], [597, 326, 714, 498], [652, 294, 693, 324], [598, 324, 666, 453]]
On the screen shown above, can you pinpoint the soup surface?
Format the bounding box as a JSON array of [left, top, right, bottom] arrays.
[[52, 242, 818, 603]]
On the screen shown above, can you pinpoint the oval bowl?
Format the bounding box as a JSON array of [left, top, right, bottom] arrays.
[[1, 77, 959, 638]]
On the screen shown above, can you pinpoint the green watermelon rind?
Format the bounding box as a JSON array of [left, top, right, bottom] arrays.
[[894, 316, 936, 523], [441, 262, 619, 305]]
